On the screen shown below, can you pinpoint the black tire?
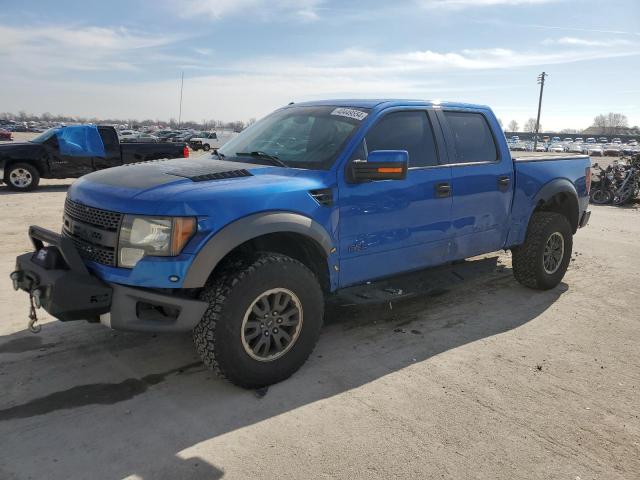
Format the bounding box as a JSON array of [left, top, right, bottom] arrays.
[[4, 163, 40, 191], [202, 144, 211, 151], [193, 253, 324, 389], [590, 188, 613, 204], [511, 212, 573, 290]]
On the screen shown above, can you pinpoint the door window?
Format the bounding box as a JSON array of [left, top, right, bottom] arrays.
[[365, 111, 439, 168], [443, 111, 498, 163]]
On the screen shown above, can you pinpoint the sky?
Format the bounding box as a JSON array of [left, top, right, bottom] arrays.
[[0, 0, 638, 130]]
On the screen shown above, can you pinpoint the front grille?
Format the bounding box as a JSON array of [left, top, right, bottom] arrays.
[[64, 198, 122, 232], [68, 236, 116, 266], [64, 198, 121, 266]]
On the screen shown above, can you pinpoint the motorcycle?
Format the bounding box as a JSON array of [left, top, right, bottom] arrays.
[[590, 162, 619, 204], [612, 154, 640, 206]]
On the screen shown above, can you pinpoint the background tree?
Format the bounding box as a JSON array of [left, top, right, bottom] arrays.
[[592, 112, 628, 135], [507, 120, 519, 132], [524, 118, 540, 133]]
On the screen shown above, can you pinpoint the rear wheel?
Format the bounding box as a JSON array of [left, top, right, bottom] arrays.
[[202, 144, 211, 151], [193, 253, 324, 389], [511, 212, 573, 290], [4, 163, 40, 191]]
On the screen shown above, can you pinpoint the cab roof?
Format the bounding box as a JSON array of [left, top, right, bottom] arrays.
[[290, 99, 491, 110]]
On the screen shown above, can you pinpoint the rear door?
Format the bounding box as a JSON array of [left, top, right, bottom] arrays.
[[94, 127, 122, 170], [437, 109, 513, 259]]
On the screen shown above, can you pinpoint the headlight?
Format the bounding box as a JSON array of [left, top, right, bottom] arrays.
[[118, 216, 196, 268]]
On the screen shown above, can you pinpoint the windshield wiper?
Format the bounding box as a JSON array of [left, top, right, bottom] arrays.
[[235, 151, 288, 168]]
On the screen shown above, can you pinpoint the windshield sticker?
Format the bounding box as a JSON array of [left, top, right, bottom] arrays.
[[330, 108, 368, 121]]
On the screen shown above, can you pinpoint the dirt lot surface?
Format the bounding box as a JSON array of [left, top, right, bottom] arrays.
[[1, 175, 639, 479]]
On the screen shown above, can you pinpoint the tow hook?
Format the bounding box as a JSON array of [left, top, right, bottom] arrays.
[[28, 289, 42, 334]]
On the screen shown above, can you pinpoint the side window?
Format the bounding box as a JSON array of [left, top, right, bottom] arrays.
[[365, 111, 438, 168], [99, 128, 119, 151], [443, 111, 498, 163]]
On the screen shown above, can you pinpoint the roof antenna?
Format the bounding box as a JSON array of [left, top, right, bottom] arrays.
[[288, 101, 295, 105]]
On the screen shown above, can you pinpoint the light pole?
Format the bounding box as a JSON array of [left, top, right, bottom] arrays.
[[533, 71, 547, 152], [178, 71, 184, 128]]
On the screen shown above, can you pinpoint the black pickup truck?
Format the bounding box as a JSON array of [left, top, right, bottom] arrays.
[[0, 125, 189, 191]]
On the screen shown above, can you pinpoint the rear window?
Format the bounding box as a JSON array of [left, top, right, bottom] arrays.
[[443, 111, 498, 163]]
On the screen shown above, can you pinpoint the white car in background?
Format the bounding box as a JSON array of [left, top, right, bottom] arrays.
[[548, 143, 566, 153], [190, 131, 221, 151], [584, 145, 604, 156]]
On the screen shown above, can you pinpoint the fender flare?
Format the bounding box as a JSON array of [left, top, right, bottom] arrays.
[[530, 178, 580, 230], [182, 212, 334, 288], [532, 178, 578, 205]]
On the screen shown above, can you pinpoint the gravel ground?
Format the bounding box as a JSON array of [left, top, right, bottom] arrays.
[[0, 149, 639, 479]]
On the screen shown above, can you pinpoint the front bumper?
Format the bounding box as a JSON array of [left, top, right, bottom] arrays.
[[12, 226, 208, 332]]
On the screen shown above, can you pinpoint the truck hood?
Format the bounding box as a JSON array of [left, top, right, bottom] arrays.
[[68, 157, 332, 217], [0, 142, 40, 154]]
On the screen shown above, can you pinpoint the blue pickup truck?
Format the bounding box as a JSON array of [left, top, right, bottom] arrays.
[[12, 99, 591, 388]]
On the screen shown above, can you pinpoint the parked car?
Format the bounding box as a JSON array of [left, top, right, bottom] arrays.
[[0, 129, 13, 141], [172, 132, 200, 143], [586, 137, 596, 144], [604, 146, 621, 157], [551, 136, 561, 143], [612, 138, 621, 144], [11, 99, 591, 389], [584, 145, 604, 156], [0, 125, 188, 191], [120, 133, 159, 143], [190, 131, 220, 151], [548, 143, 566, 153], [563, 137, 573, 142], [568, 144, 584, 154]]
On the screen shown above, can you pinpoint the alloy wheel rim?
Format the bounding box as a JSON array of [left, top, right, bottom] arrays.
[[241, 288, 303, 362], [9, 168, 32, 188], [543, 232, 564, 274]]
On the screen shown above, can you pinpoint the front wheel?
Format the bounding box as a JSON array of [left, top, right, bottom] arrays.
[[193, 253, 324, 389], [511, 212, 573, 290], [4, 163, 40, 191]]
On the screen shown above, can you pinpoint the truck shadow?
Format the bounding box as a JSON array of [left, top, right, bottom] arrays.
[[0, 257, 567, 479], [0, 184, 71, 195]]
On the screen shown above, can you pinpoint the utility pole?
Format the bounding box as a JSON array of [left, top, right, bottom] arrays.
[[178, 71, 184, 127], [533, 71, 547, 151]]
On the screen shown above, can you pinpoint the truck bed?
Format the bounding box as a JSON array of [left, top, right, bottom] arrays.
[[513, 152, 590, 162]]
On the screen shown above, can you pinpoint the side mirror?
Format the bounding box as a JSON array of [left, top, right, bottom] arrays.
[[350, 150, 408, 182]]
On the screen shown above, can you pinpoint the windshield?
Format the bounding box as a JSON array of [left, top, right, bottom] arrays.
[[30, 127, 60, 143], [218, 105, 369, 169]]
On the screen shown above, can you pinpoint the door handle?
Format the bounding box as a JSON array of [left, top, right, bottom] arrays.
[[436, 182, 451, 197], [498, 176, 510, 190]]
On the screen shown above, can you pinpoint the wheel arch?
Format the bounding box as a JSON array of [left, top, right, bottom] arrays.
[[3, 158, 47, 178], [182, 212, 334, 291], [530, 179, 580, 233]]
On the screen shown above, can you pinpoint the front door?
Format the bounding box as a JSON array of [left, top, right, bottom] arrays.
[[338, 109, 453, 287], [437, 110, 514, 259], [44, 135, 93, 178]]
